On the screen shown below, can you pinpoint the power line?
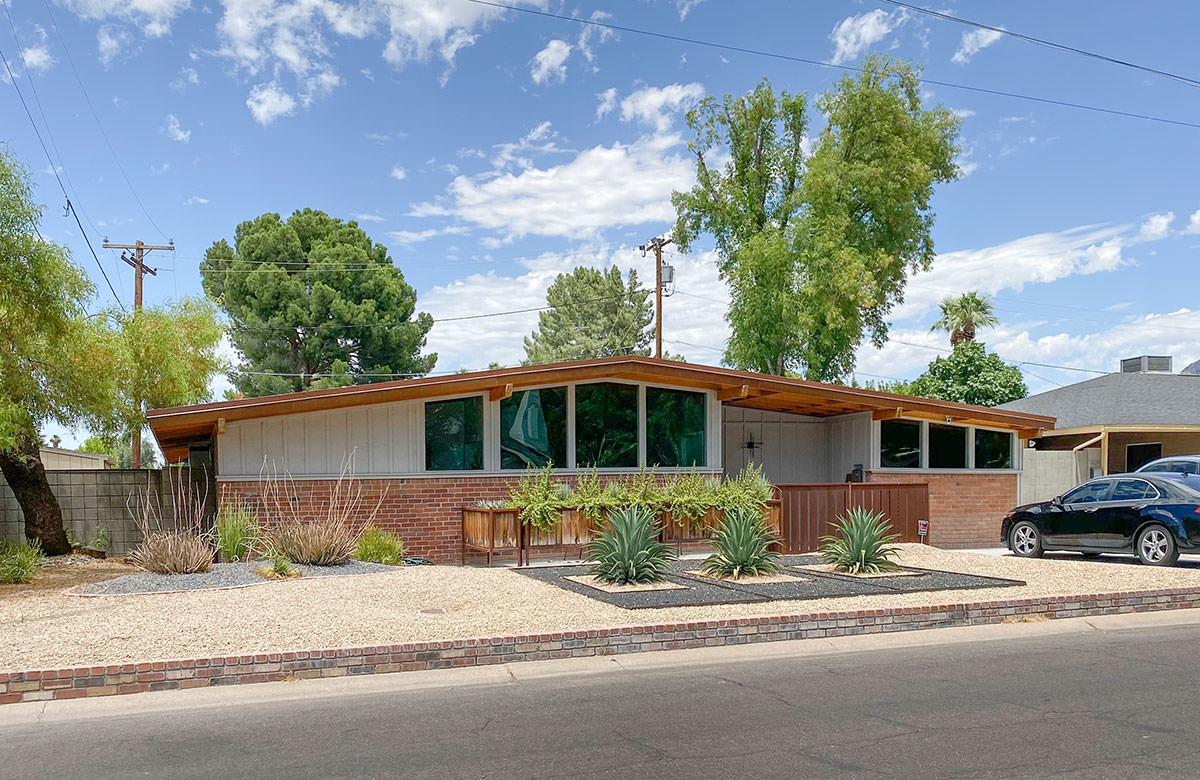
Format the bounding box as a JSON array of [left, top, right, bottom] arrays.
[[38, 0, 171, 242], [459, 0, 1200, 130], [0, 38, 125, 310], [890, 339, 1108, 375], [877, 0, 1200, 89]]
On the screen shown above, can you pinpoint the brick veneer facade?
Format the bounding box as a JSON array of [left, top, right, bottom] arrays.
[[4, 586, 1197, 706], [218, 473, 649, 564], [867, 471, 1018, 548]]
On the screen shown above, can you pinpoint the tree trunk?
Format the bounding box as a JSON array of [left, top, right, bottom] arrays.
[[0, 436, 72, 555]]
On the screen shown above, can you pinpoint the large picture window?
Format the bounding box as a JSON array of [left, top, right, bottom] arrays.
[[880, 419, 921, 469], [575, 383, 638, 468], [928, 423, 967, 469], [500, 387, 567, 469], [646, 387, 706, 467], [425, 397, 483, 471], [974, 429, 1013, 469]]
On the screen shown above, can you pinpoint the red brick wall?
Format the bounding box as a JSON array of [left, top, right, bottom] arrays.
[[218, 473, 644, 564], [866, 471, 1017, 549]]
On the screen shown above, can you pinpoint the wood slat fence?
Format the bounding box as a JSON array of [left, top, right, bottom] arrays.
[[775, 482, 929, 553]]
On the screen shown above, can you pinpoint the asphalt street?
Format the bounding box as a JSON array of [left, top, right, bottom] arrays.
[[3, 614, 1198, 779]]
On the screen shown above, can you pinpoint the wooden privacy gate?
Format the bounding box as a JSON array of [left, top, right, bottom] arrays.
[[775, 483, 929, 553]]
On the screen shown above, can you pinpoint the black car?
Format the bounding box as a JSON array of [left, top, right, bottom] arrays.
[[1001, 473, 1200, 566]]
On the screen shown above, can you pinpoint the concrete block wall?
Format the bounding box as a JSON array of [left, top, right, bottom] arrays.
[[1, 470, 185, 555]]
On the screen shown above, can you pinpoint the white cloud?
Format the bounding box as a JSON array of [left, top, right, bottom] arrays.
[[829, 9, 905, 65], [60, 0, 190, 37], [576, 11, 614, 66], [245, 81, 296, 125], [390, 165, 407, 180], [530, 39, 571, 84], [1186, 209, 1200, 234], [353, 213, 387, 223], [387, 225, 468, 245], [952, 28, 1004, 64], [676, 0, 705, 20], [894, 223, 1138, 322], [620, 83, 705, 132], [1138, 212, 1174, 241], [413, 131, 693, 239], [595, 87, 617, 119], [150, 162, 170, 175], [183, 196, 208, 206], [20, 45, 54, 73], [164, 113, 191, 143], [170, 67, 199, 91]]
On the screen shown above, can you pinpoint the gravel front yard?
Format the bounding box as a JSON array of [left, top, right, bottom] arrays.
[[3, 545, 1200, 671]]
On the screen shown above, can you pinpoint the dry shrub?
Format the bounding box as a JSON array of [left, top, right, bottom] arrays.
[[127, 469, 213, 574], [130, 533, 213, 574], [259, 459, 384, 566]]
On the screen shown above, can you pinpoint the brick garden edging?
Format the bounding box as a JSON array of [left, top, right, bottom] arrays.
[[4, 586, 1200, 706]]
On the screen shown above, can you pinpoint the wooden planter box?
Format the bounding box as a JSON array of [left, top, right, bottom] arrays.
[[463, 499, 784, 566], [461, 507, 520, 566]]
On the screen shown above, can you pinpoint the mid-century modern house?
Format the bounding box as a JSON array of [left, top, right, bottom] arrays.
[[1001, 355, 1200, 504], [147, 357, 1054, 562]]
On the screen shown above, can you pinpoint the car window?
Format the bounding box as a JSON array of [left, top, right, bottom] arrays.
[[1112, 479, 1158, 501], [1062, 481, 1112, 504], [1142, 460, 1200, 475]]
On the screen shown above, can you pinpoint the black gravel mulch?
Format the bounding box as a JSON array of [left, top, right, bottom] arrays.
[[516, 555, 1024, 609]]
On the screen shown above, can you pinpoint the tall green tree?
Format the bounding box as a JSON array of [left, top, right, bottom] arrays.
[[523, 266, 652, 364], [109, 299, 224, 467], [931, 290, 998, 346], [673, 55, 961, 380], [80, 435, 160, 469], [906, 342, 1027, 407], [0, 149, 120, 553], [201, 209, 435, 396]]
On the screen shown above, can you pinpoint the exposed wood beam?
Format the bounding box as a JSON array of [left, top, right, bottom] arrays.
[[717, 384, 752, 402], [216, 417, 226, 435], [1018, 427, 1045, 440], [489, 383, 514, 402], [873, 407, 905, 421]]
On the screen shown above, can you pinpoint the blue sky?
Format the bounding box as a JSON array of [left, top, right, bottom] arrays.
[[3, 0, 1200, 447]]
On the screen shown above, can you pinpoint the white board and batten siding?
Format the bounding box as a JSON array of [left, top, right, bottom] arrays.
[[220, 401, 424, 478], [721, 408, 873, 485]]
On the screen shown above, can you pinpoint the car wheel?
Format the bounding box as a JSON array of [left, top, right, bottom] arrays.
[[1009, 521, 1044, 558], [1136, 525, 1179, 567]]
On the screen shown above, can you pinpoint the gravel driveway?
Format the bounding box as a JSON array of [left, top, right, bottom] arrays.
[[3, 544, 1199, 671]]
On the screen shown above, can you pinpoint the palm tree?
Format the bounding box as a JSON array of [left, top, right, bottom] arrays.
[[931, 291, 998, 346]]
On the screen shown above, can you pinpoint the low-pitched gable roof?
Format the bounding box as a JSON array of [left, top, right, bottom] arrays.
[[149, 356, 1055, 461]]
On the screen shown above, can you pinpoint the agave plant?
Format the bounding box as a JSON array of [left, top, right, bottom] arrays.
[[701, 506, 781, 580], [819, 508, 902, 574], [585, 506, 676, 585]]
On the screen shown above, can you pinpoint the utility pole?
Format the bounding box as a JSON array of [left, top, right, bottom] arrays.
[[102, 238, 174, 469], [639, 236, 672, 359]]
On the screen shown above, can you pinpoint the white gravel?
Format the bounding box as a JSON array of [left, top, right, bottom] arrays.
[[3, 545, 1199, 671]]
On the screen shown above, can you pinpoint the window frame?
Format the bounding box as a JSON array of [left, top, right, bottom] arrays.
[[422, 393, 487, 472], [872, 419, 1020, 473]]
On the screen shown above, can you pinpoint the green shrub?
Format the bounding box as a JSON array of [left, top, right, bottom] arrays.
[[663, 469, 719, 531], [615, 468, 666, 514], [819, 508, 902, 574], [355, 526, 406, 565], [0, 540, 44, 584], [572, 468, 613, 524], [213, 499, 260, 562], [508, 463, 563, 533], [716, 463, 775, 514], [257, 555, 300, 580], [585, 506, 676, 584], [701, 506, 781, 579]]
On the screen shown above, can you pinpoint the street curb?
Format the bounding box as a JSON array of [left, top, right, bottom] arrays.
[[4, 585, 1199, 706]]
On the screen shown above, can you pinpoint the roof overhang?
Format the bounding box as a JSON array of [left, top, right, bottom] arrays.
[[147, 357, 1056, 462], [1039, 424, 1200, 438]]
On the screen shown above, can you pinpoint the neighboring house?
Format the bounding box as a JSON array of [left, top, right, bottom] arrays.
[[999, 355, 1200, 504], [38, 447, 115, 470], [147, 357, 1053, 561]]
